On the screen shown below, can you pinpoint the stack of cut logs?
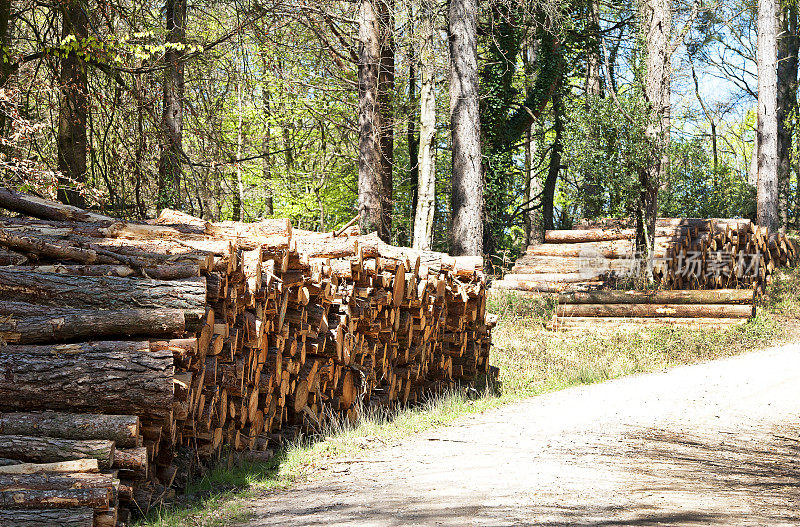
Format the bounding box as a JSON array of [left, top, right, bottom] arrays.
[[548, 289, 755, 330], [495, 218, 797, 294], [0, 187, 496, 526]]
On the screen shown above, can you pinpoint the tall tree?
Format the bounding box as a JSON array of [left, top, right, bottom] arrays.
[[358, 0, 391, 241], [777, 2, 797, 228], [757, 0, 778, 231], [262, 78, 273, 216], [448, 0, 482, 256], [56, 1, 89, 207], [378, 0, 394, 238], [636, 0, 671, 277], [158, 0, 187, 211], [412, 0, 436, 250]]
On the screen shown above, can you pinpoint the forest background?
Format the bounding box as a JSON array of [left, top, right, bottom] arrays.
[[0, 0, 792, 270]]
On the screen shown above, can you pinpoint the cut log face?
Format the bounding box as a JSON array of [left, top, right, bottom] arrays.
[[0, 342, 174, 418]]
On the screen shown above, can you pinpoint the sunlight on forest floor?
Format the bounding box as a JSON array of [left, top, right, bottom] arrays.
[[136, 268, 800, 527]]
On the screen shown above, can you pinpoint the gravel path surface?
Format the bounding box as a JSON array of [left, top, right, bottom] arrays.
[[241, 343, 800, 526]]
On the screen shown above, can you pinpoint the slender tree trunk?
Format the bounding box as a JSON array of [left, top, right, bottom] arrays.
[[448, 0, 482, 256], [262, 73, 274, 216], [777, 2, 797, 229], [378, 0, 394, 240], [158, 0, 186, 211], [636, 0, 672, 280], [358, 0, 389, 240], [0, 0, 13, 139], [523, 36, 543, 245], [412, 1, 436, 251], [543, 91, 563, 231], [57, 1, 89, 207], [233, 77, 244, 221], [757, 0, 779, 232], [406, 37, 419, 246], [586, 0, 602, 97]]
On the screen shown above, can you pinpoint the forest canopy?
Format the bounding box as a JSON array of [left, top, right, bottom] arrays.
[[0, 0, 793, 267]]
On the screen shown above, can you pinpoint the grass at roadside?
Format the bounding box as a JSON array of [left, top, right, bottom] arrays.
[[137, 268, 800, 527]]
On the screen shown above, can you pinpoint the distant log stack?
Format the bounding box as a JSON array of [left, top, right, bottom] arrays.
[[0, 187, 497, 526], [497, 218, 797, 294], [548, 289, 755, 331]]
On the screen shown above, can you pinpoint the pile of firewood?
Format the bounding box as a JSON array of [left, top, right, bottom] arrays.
[[0, 187, 496, 526], [495, 218, 797, 293]]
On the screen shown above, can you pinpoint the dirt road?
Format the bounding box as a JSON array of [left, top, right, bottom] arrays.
[[242, 343, 800, 526]]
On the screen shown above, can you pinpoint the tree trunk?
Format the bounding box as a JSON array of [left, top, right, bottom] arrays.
[[358, 0, 388, 240], [158, 0, 187, 211], [524, 38, 543, 245], [636, 0, 672, 280], [56, 1, 89, 208], [0, 0, 13, 139], [585, 0, 602, 97], [0, 412, 140, 448], [0, 302, 185, 344], [378, 0, 394, 240], [543, 91, 563, 231], [262, 78, 274, 216], [0, 341, 174, 418], [777, 2, 797, 229], [412, 1, 436, 251], [448, 0, 482, 256], [0, 436, 114, 469], [757, 0, 779, 232], [406, 36, 419, 246], [234, 77, 244, 221]]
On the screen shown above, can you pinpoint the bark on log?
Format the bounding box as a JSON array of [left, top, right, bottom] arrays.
[[511, 256, 636, 274], [0, 412, 140, 448], [0, 459, 98, 475], [0, 247, 27, 265], [0, 269, 205, 311], [0, 341, 174, 418], [0, 435, 114, 468], [0, 270, 205, 329], [557, 289, 754, 305], [544, 227, 690, 243], [0, 508, 94, 526], [0, 302, 185, 343], [0, 186, 112, 223], [4, 263, 200, 280], [0, 487, 110, 510], [552, 316, 748, 328], [501, 272, 605, 283], [0, 472, 113, 491], [556, 303, 754, 318], [111, 447, 147, 480]]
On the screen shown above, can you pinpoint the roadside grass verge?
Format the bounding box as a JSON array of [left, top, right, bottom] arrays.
[[137, 267, 800, 527]]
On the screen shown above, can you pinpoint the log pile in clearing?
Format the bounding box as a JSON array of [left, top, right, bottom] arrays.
[[548, 289, 755, 331], [495, 217, 797, 294], [0, 187, 497, 526]]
